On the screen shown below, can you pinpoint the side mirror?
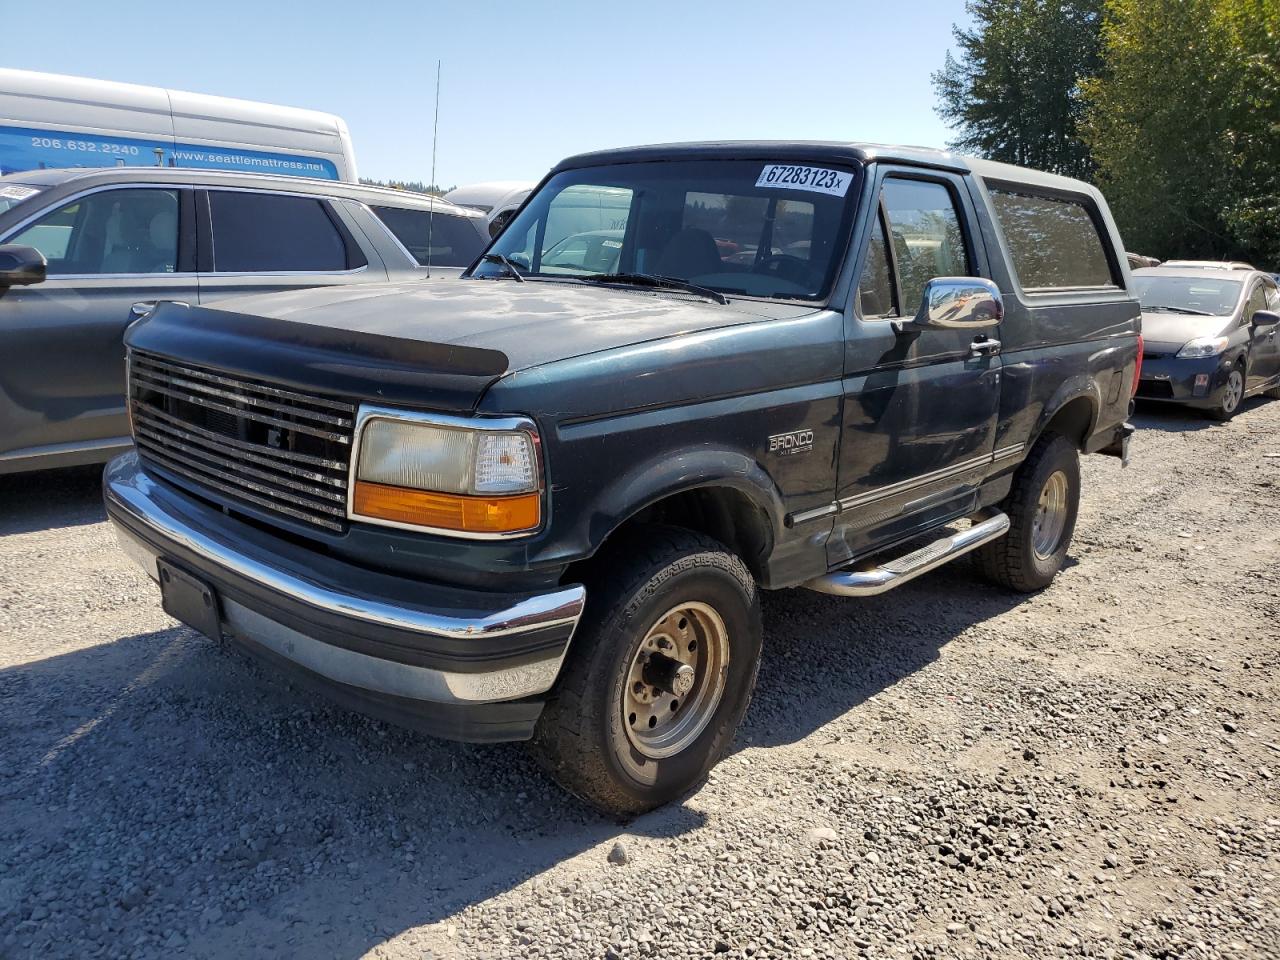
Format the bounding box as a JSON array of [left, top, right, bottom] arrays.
[[896, 277, 1003, 334], [1251, 309, 1280, 329], [0, 244, 47, 288]]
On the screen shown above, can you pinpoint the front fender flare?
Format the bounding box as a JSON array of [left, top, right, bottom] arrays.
[[583, 447, 786, 559]]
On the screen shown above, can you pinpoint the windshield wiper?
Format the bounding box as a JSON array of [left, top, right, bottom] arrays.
[[479, 253, 525, 282], [576, 272, 728, 305], [1144, 304, 1211, 316]]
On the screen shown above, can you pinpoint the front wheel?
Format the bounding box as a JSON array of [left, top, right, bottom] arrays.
[[1206, 364, 1245, 421], [528, 526, 762, 816], [976, 433, 1081, 592]]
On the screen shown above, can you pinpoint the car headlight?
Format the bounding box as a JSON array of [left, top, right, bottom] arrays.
[[1176, 336, 1230, 359], [350, 407, 541, 537]]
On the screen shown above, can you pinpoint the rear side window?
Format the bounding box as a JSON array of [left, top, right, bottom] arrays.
[[989, 188, 1115, 291], [371, 205, 485, 267], [208, 191, 361, 273]]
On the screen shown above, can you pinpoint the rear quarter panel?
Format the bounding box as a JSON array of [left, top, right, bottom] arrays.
[[965, 177, 1141, 453]]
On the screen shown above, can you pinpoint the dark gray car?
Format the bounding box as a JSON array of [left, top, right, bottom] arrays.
[[0, 167, 487, 474], [1133, 265, 1280, 419]]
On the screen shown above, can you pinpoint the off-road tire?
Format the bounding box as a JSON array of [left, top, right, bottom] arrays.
[[528, 525, 762, 816], [976, 433, 1080, 592], [1206, 362, 1246, 421]]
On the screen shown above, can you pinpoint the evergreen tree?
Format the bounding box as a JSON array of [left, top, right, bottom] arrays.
[[933, 0, 1103, 178]]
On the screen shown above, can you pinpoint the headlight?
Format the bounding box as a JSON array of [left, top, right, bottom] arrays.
[[1176, 336, 1230, 359], [350, 407, 541, 537]]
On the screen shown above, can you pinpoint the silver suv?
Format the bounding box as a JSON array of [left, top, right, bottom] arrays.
[[0, 167, 487, 474]]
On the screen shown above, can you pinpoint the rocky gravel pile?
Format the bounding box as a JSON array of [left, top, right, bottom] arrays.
[[1, 400, 1277, 959]]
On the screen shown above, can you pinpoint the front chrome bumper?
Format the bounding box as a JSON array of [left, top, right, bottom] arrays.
[[105, 452, 585, 715]]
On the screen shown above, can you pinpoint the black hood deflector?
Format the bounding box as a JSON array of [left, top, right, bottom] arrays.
[[126, 304, 509, 412]]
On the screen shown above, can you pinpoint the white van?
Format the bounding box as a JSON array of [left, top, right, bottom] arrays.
[[444, 180, 535, 236], [0, 68, 357, 182]]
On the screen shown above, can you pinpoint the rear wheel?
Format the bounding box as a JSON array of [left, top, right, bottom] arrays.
[[976, 433, 1080, 592], [529, 526, 762, 815], [1207, 364, 1245, 420]]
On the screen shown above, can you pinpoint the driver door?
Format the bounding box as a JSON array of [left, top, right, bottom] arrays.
[[0, 186, 198, 463], [830, 169, 1002, 566]]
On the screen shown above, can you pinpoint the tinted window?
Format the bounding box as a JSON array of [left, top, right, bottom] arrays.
[[857, 214, 895, 318], [9, 188, 178, 275], [989, 188, 1115, 290], [209, 192, 357, 272], [881, 179, 970, 314], [371, 205, 485, 267]]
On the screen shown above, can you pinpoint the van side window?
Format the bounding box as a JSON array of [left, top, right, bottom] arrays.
[[9, 189, 179, 275], [988, 188, 1115, 290], [880, 179, 970, 316], [208, 192, 361, 273], [370, 206, 485, 267], [857, 213, 896, 318]]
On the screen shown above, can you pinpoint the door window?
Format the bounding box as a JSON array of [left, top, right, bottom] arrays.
[[1245, 283, 1268, 325], [881, 179, 970, 315], [856, 213, 896, 318], [8, 188, 179, 275], [208, 191, 360, 273], [370, 206, 485, 267]]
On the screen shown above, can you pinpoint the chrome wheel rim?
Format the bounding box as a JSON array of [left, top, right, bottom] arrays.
[[1031, 470, 1069, 561], [622, 602, 730, 760], [1223, 370, 1243, 413]]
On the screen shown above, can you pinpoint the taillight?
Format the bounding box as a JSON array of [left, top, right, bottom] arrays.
[[1131, 333, 1144, 397]]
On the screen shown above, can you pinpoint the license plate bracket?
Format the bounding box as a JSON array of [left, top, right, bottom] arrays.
[[157, 558, 222, 640]]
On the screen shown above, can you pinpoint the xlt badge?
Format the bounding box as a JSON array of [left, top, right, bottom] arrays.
[[769, 429, 814, 457]]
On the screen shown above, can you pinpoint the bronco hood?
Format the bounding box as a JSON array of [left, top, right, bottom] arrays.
[[126, 280, 809, 411]]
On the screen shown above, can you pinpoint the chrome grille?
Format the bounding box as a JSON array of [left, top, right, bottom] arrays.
[[129, 350, 355, 532]]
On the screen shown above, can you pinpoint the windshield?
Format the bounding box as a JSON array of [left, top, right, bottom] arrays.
[[472, 159, 860, 301], [1132, 275, 1242, 316], [0, 183, 44, 215]]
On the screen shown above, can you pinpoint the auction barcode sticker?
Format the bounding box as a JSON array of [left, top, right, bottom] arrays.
[[755, 164, 853, 197], [0, 185, 40, 201]]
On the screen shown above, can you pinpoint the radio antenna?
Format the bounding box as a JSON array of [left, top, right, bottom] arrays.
[[426, 59, 442, 279]]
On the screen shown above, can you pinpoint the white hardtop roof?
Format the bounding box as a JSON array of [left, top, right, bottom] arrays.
[[0, 67, 348, 136]]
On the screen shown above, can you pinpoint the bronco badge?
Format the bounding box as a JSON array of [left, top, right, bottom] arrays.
[[769, 429, 814, 457]]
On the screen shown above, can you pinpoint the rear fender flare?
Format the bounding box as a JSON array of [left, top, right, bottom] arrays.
[[1029, 377, 1101, 451]]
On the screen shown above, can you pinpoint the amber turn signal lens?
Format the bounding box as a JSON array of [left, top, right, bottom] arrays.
[[352, 480, 540, 534]]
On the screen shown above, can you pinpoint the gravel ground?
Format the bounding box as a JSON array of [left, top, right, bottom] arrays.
[[1, 399, 1277, 960]]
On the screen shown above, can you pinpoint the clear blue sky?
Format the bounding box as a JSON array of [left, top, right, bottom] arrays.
[[11, 0, 970, 187]]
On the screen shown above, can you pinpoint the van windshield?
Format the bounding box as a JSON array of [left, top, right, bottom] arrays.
[[0, 184, 44, 215], [472, 159, 860, 301], [1132, 275, 1242, 316]]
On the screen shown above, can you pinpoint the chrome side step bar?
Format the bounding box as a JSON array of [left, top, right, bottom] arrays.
[[804, 511, 1010, 597]]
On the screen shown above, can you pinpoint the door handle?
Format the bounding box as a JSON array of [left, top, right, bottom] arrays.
[[970, 336, 1002, 357]]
